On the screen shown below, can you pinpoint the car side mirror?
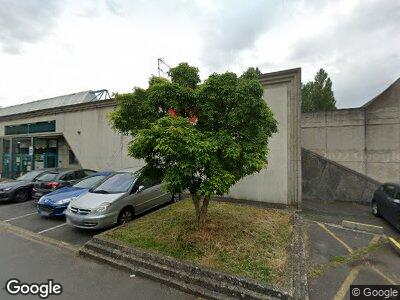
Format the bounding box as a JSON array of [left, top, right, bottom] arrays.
[[137, 185, 145, 194]]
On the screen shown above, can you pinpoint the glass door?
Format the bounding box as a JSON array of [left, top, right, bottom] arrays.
[[2, 139, 11, 178], [12, 138, 33, 178], [33, 138, 58, 170]]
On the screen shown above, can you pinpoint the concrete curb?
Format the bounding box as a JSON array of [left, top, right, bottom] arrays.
[[290, 213, 309, 300], [341, 220, 384, 234], [0, 220, 79, 253], [388, 237, 400, 255], [80, 236, 291, 299], [78, 212, 308, 299]]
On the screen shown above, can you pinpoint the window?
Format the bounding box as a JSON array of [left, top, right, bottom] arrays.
[[61, 172, 76, 181], [137, 172, 163, 189], [36, 172, 58, 182], [16, 170, 44, 181], [383, 185, 397, 198], [5, 121, 55, 135], [73, 175, 107, 189], [69, 150, 78, 165], [83, 169, 96, 177], [92, 173, 134, 194]]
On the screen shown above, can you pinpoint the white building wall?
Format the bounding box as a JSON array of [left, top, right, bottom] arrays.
[[228, 84, 289, 204]]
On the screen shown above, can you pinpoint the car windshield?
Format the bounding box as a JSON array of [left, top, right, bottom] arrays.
[[92, 173, 134, 194], [16, 170, 44, 181], [36, 172, 58, 182], [73, 175, 107, 189]]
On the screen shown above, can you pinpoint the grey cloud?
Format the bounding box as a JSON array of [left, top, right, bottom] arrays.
[[288, 0, 400, 107], [100, 0, 281, 71], [0, 0, 62, 54], [199, 0, 280, 71], [291, 0, 400, 62]]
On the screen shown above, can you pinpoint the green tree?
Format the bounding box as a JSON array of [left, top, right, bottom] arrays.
[[109, 63, 278, 228], [302, 68, 336, 112]]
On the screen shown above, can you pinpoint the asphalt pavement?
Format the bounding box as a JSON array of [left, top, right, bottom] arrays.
[[302, 198, 400, 300], [0, 200, 99, 247], [0, 229, 193, 300]]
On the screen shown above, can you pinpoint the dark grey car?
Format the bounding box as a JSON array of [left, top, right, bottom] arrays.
[[0, 169, 53, 203], [32, 169, 97, 199], [372, 182, 400, 231]]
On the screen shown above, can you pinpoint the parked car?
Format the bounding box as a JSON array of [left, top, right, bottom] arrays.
[[37, 171, 112, 217], [32, 169, 97, 199], [0, 169, 54, 203], [372, 183, 400, 230], [65, 169, 180, 229]]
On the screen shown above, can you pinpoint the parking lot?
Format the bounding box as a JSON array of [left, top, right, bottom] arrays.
[[302, 199, 400, 299], [0, 200, 101, 247]]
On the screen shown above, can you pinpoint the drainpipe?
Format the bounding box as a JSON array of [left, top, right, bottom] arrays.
[[363, 108, 368, 176], [9, 137, 12, 178]]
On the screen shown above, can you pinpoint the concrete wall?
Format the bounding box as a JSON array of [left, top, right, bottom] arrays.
[[302, 148, 380, 203], [301, 78, 400, 183], [57, 138, 81, 169], [301, 109, 366, 174], [228, 68, 302, 207], [58, 106, 141, 171]]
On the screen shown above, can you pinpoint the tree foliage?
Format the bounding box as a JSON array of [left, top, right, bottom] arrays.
[[302, 68, 336, 112], [109, 63, 278, 227]]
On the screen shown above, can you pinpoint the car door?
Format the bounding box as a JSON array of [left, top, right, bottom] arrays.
[[133, 174, 168, 213], [374, 185, 386, 215], [386, 187, 400, 229], [382, 185, 397, 222]]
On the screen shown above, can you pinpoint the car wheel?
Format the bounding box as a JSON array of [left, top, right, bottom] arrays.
[[15, 189, 29, 202], [372, 200, 381, 217], [171, 194, 181, 203], [117, 207, 134, 225]]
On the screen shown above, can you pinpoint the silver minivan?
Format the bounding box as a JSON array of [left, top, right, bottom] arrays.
[[65, 170, 180, 229]]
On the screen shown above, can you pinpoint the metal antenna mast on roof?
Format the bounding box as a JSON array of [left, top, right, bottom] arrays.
[[157, 58, 171, 77]]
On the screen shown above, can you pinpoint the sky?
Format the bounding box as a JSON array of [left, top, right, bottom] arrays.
[[0, 0, 399, 108]]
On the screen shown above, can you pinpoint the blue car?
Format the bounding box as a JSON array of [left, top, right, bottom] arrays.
[[37, 171, 112, 217]]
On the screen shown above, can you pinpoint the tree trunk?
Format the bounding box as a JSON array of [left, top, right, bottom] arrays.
[[192, 195, 201, 220], [198, 196, 210, 228], [192, 195, 210, 228]]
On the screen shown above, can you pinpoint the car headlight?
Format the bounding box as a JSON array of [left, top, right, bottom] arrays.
[[38, 196, 46, 203], [57, 197, 76, 205], [2, 187, 12, 192], [93, 202, 111, 214]]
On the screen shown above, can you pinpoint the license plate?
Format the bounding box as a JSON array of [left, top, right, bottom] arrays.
[[39, 210, 50, 216], [35, 192, 43, 197]]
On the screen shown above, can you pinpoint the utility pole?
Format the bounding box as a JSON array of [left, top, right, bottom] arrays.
[[157, 58, 171, 77]]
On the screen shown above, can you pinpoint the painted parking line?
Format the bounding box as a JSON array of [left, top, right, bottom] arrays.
[[316, 221, 353, 253], [4, 212, 37, 222], [370, 265, 397, 285], [333, 265, 361, 300], [37, 223, 68, 234], [333, 235, 388, 300]]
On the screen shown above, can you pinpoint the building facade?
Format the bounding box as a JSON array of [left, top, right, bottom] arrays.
[[0, 68, 302, 207], [302, 78, 400, 183]]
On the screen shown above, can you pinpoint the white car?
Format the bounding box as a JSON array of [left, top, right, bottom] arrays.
[[65, 170, 180, 229]]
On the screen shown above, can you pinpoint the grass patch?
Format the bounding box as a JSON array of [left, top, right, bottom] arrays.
[[106, 199, 292, 285], [308, 239, 384, 278], [329, 240, 383, 266]]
